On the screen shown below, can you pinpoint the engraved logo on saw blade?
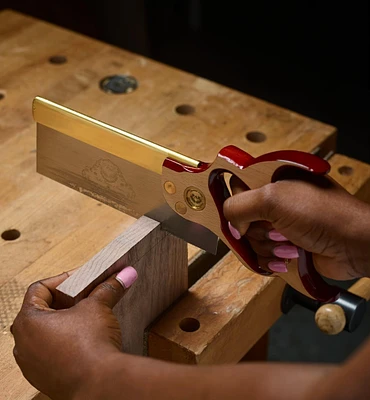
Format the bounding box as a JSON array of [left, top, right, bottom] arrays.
[[82, 159, 135, 200]]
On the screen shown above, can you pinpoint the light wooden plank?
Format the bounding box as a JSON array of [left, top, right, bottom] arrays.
[[57, 216, 188, 355]]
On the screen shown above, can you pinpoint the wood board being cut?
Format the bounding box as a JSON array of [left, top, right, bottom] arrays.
[[56, 216, 188, 355]]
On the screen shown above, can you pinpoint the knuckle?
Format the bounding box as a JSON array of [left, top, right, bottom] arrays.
[[259, 183, 276, 203], [12, 312, 28, 335], [223, 198, 242, 231], [12, 346, 24, 367], [224, 195, 243, 223], [27, 281, 43, 293], [100, 281, 120, 295], [259, 183, 280, 220], [223, 197, 235, 220], [110, 331, 123, 348], [13, 346, 19, 358], [11, 317, 20, 334], [12, 312, 34, 337], [78, 297, 98, 312]]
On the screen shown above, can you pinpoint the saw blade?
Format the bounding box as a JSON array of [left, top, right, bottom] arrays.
[[34, 97, 219, 254]]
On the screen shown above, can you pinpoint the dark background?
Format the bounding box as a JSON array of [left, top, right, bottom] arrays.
[[1, 0, 368, 162], [1, 0, 369, 362]]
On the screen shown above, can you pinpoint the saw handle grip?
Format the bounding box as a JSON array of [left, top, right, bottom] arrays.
[[162, 145, 343, 302]]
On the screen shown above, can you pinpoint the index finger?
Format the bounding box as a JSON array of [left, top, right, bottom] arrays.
[[22, 269, 77, 310]]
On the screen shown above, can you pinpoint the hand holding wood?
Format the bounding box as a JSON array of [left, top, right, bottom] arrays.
[[11, 268, 136, 399]]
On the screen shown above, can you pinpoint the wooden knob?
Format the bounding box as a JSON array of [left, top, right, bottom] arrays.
[[315, 304, 346, 335]]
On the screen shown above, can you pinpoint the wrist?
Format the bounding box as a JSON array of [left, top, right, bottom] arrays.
[[346, 199, 370, 278], [73, 351, 159, 400], [71, 350, 123, 400]]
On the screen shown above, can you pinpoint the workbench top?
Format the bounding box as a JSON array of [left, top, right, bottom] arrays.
[[0, 9, 353, 399]]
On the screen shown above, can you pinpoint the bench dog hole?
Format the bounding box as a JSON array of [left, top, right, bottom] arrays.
[[2, 229, 21, 241], [338, 166, 353, 176], [175, 104, 195, 115], [179, 317, 200, 332], [49, 55, 67, 64], [246, 131, 267, 143]]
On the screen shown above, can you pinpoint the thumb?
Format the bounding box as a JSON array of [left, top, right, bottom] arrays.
[[88, 266, 138, 309], [223, 185, 273, 235]]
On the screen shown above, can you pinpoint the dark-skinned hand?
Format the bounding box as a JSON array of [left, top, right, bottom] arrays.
[[224, 177, 370, 280], [12, 267, 137, 400]]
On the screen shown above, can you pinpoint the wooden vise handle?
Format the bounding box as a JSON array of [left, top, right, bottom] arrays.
[[315, 278, 370, 335]]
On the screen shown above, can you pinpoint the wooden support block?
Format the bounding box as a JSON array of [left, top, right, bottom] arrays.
[[56, 216, 188, 355], [148, 253, 284, 364], [240, 332, 269, 362], [328, 154, 370, 203]]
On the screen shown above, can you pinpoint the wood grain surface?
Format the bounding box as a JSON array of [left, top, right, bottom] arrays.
[[349, 278, 370, 301], [0, 8, 344, 399], [148, 253, 284, 364], [56, 216, 188, 355], [56, 217, 162, 304]]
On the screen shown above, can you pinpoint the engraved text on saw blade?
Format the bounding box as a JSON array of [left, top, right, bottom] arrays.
[[82, 159, 136, 200], [80, 159, 139, 216]]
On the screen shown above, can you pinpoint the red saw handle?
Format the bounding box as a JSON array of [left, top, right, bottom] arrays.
[[162, 145, 342, 302]]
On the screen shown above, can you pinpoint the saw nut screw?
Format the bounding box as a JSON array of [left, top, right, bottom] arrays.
[[184, 186, 206, 211], [164, 181, 176, 194], [175, 202, 187, 215]]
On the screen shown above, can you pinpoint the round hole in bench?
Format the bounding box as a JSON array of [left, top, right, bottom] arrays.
[[175, 104, 195, 115], [2, 229, 21, 241], [49, 55, 67, 64], [0, 92, 5, 100], [246, 131, 267, 143], [338, 166, 353, 176], [179, 317, 200, 332]]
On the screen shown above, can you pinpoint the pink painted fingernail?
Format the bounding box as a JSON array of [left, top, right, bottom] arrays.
[[268, 229, 289, 242], [273, 245, 299, 259], [115, 266, 138, 289], [268, 261, 288, 273], [228, 221, 241, 240]]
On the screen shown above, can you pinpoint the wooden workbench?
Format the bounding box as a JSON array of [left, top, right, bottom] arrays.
[[1, 9, 370, 399]]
